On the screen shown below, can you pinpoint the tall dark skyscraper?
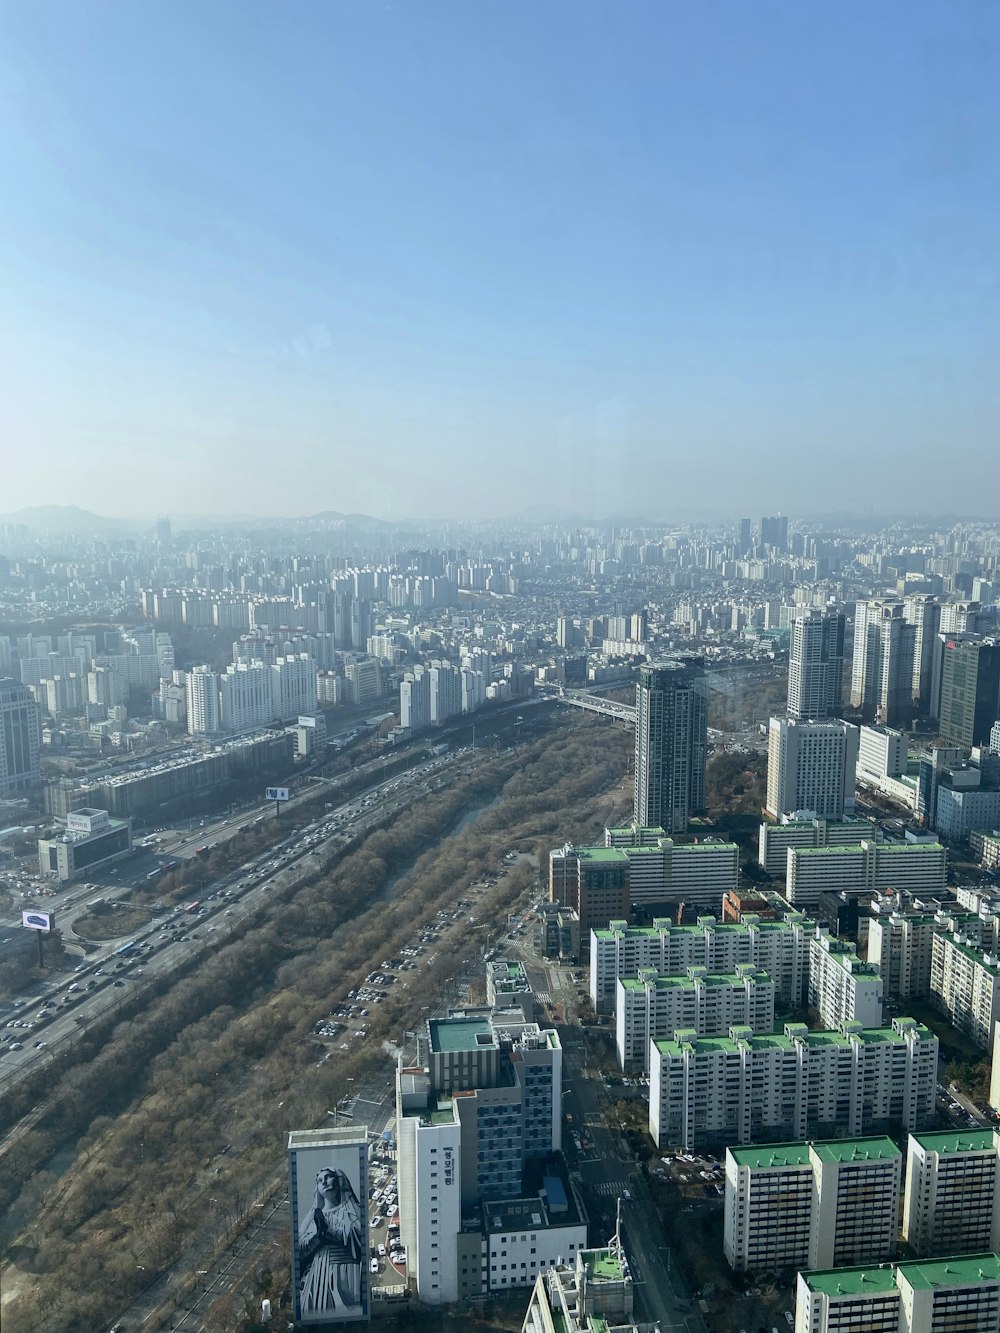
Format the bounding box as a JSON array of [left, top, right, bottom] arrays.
[[788, 609, 845, 719], [738, 517, 752, 556], [634, 658, 707, 834], [938, 638, 1000, 748], [760, 515, 789, 553]]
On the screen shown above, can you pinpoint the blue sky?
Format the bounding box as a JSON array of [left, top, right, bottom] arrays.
[[2, 1, 999, 519]]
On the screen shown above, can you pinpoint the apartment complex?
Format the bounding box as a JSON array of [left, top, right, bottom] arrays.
[[758, 814, 881, 877], [649, 1017, 937, 1152], [794, 1254, 1000, 1333], [615, 965, 774, 1071], [633, 658, 707, 834], [786, 840, 947, 909], [930, 933, 1000, 1049], [590, 913, 816, 1013], [724, 1137, 902, 1274], [903, 1129, 1000, 1258], [550, 829, 739, 939], [808, 932, 884, 1029]]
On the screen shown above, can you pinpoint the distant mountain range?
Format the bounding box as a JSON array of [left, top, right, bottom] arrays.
[[0, 505, 133, 535]]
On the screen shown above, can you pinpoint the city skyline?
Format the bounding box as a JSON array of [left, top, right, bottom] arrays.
[[3, 2, 1000, 518]]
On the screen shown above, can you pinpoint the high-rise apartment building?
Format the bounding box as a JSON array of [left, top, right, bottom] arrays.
[[0, 678, 42, 796], [765, 717, 859, 822], [724, 1137, 901, 1274], [795, 1254, 1000, 1333], [851, 601, 916, 728], [649, 1017, 937, 1151], [270, 654, 317, 722], [219, 661, 273, 734], [634, 659, 707, 834], [785, 840, 947, 909], [808, 932, 883, 1029], [903, 1129, 1000, 1257], [615, 964, 775, 1071], [428, 663, 462, 723], [185, 666, 221, 735], [938, 638, 1000, 748], [904, 594, 941, 716], [929, 934, 1000, 1049], [788, 609, 845, 720], [400, 667, 430, 730]]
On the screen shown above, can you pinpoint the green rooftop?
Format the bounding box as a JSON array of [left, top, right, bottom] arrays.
[[943, 937, 1000, 977], [729, 1143, 810, 1170], [581, 1249, 625, 1282], [576, 848, 628, 863], [810, 1137, 900, 1165], [898, 1253, 1000, 1291], [802, 1265, 899, 1299], [428, 1017, 494, 1053], [910, 1128, 996, 1155]]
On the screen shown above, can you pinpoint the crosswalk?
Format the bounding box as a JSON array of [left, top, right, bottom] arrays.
[[590, 1179, 626, 1197], [534, 989, 552, 1005]]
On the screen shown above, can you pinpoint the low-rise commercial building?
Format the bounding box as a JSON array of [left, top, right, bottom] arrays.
[[37, 806, 133, 880]]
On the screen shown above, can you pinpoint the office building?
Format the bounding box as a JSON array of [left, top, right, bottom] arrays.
[[808, 932, 884, 1029], [590, 912, 816, 1013], [788, 609, 845, 720], [786, 840, 947, 909], [858, 726, 908, 783], [851, 601, 916, 728], [185, 666, 221, 735], [616, 964, 775, 1071], [738, 517, 752, 556], [758, 815, 880, 876], [903, 1129, 1000, 1258], [938, 638, 1000, 748], [765, 718, 859, 821], [345, 655, 383, 705], [0, 676, 42, 796], [794, 1254, 1000, 1333], [37, 807, 133, 881], [521, 1244, 642, 1333], [724, 1137, 901, 1274], [760, 515, 789, 552], [930, 933, 1000, 1049], [649, 1017, 937, 1152], [486, 959, 535, 1016], [633, 659, 707, 834], [397, 1008, 578, 1305]]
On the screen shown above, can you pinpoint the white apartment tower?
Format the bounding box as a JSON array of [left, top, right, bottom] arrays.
[[766, 717, 859, 822], [788, 609, 845, 720], [903, 1128, 1000, 1257], [185, 666, 221, 735], [219, 661, 273, 733]]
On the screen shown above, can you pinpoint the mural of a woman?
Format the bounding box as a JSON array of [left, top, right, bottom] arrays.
[[297, 1166, 365, 1315]]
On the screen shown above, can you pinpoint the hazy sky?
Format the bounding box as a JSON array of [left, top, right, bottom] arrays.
[[2, 1, 999, 520]]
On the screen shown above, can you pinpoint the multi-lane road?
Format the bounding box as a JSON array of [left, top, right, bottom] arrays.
[[0, 747, 483, 1093]]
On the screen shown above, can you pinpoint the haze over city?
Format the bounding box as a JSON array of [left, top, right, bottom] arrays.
[[3, 1, 1000, 518]]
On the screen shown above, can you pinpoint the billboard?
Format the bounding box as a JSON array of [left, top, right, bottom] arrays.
[[22, 910, 54, 932], [289, 1129, 369, 1324], [265, 786, 290, 802]]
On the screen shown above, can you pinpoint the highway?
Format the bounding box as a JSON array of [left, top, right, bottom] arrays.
[[0, 746, 485, 1093]]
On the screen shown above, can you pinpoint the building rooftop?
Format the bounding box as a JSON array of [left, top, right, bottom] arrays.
[[728, 1143, 810, 1170], [427, 1016, 495, 1053], [809, 1137, 900, 1165], [910, 1128, 996, 1155], [576, 848, 628, 864], [899, 1253, 1000, 1291], [580, 1249, 626, 1283], [801, 1265, 899, 1299]]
